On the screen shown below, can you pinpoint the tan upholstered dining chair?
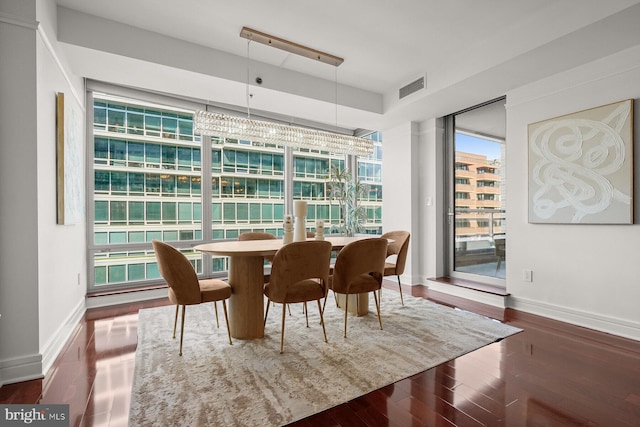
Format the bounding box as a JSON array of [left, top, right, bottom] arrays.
[[324, 238, 388, 338], [152, 240, 232, 356], [238, 231, 277, 242], [238, 231, 276, 283], [238, 231, 294, 316], [381, 230, 410, 305], [263, 240, 332, 353], [238, 231, 277, 272]]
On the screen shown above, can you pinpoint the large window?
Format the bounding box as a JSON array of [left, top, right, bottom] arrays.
[[88, 90, 382, 292]]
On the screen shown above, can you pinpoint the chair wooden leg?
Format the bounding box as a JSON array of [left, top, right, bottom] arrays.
[[373, 291, 383, 330], [317, 300, 327, 343], [304, 302, 309, 327], [221, 300, 232, 345], [172, 304, 179, 339], [322, 293, 328, 313], [280, 303, 286, 354], [343, 294, 349, 338], [287, 304, 292, 316], [213, 301, 220, 328], [179, 305, 186, 356], [264, 300, 271, 327], [397, 275, 404, 306]]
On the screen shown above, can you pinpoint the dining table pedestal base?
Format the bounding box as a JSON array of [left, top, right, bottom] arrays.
[[228, 256, 265, 339], [335, 293, 369, 316]]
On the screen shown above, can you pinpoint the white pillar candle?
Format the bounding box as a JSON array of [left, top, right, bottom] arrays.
[[293, 200, 308, 217], [293, 201, 308, 242]]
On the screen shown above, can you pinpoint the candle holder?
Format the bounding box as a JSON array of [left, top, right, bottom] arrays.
[[315, 220, 325, 240], [283, 214, 293, 244], [293, 200, 308, 242]]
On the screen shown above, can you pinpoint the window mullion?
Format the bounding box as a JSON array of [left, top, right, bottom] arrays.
[[200, 133, 213, 275], [284, 146, 293, 215], [86, 90, 97, 292]]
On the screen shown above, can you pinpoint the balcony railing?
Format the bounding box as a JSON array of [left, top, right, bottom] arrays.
[[455, 208, 505, 240], [454, 208, 506, 279]]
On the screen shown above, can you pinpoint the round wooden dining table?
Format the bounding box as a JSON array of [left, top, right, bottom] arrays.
[[194, 236, 367, 339]]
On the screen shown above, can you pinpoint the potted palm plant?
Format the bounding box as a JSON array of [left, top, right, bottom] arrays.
[[328, 168, 369, 236]]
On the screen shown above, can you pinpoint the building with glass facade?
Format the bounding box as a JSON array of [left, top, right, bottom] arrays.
[[454, 151, 504, 240], [89, 93, 382, 291]]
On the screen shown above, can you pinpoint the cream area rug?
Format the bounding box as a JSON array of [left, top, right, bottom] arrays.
[[129, 291, 521, 426]]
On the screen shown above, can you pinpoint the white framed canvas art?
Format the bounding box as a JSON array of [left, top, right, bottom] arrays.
[[528, 99, 634, 224]]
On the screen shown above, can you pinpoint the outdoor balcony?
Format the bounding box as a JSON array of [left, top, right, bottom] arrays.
[[454, 208, 506, 280]]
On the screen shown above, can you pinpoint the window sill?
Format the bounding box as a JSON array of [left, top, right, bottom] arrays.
[[428, 276, 509, 296]]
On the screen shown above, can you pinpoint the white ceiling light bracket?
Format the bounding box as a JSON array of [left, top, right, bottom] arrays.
[[240, 26, 344, 67]]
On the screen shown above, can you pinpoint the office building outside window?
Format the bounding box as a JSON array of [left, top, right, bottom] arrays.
[[357, 131, 383, 228], [88, 92, 382, 291]]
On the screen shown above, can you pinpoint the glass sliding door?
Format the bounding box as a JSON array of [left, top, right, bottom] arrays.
[[446, 98, 506, 283]]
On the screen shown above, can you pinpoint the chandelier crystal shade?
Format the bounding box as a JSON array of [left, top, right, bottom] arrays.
[[193, 110, 374, 156]]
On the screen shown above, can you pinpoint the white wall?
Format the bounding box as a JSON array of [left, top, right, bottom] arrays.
[[35, 0, 86, 375], [0, 0, 86, 386], [383, 118, 446, 283], [504, 44, 640, 339], [381, 122, 419, 284], [0, 0, 41, 386], [417, 118, 446, 281]]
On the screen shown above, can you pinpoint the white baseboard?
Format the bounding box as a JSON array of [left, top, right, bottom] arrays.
[[40, 298, 86, 377], [426, 279, 507, 308], [424, 281, 639, 341], [386, 273, 419, 286], [404, 274, 420, 286], [1, 289, 168, 386], [1, 299, 86, 387], [0, 353, 43, 387], [508, 296, 640, 341]]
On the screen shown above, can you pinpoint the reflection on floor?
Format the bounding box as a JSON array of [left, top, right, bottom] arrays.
[[2, 283, 640, 426]]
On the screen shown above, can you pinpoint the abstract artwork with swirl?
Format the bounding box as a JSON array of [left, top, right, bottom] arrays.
[[528, 99, 634, 224]]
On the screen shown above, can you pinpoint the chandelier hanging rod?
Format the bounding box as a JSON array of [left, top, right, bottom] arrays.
[[240, 26, 344, 67]]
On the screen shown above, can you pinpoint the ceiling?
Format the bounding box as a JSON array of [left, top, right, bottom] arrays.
[[55, 0, 640, 132]]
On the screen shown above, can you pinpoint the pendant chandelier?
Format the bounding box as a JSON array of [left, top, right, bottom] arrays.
[[193, 27, 374, 156]]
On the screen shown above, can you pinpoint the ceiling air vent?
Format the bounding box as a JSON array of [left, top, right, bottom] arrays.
[[399, 75, 426, 99]]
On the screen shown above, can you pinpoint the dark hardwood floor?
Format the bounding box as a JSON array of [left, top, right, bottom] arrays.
[[2, 282, 639, 426]]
